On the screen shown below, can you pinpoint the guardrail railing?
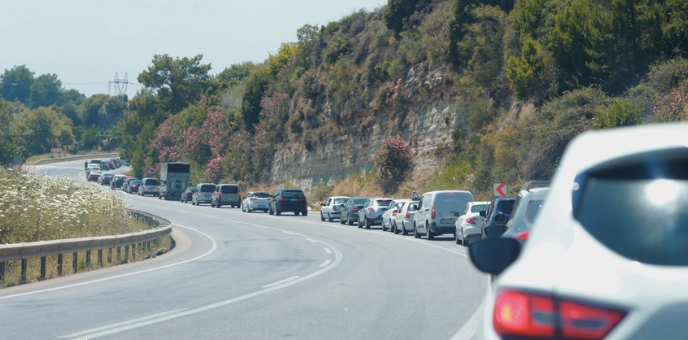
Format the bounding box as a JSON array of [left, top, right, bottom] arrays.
[[0, 210, 172, 285], [33, 153, 120, 165]]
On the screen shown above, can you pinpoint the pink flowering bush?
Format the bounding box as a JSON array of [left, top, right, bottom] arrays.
[[653, 79, 688, 122], [150, 115, 181, 164], [374, 136, 413, 192], [385, 78, 406, 108], [204, 156, 226, 183], [203, 109, 232, 157]]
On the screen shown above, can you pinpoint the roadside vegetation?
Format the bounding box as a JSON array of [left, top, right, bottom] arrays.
[[3, 0, 688, 200]]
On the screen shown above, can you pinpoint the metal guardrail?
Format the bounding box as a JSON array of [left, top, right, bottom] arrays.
[[33, 153, 120, 165], [0, 210, 172, 284]]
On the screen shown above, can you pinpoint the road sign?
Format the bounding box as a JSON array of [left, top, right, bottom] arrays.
[[148, 166, 155, 173], [493, 183, 507, 197], [98, 146, 102, 151]]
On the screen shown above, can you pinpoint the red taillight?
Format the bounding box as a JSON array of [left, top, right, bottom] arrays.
[[493, 290, 625, 340], [466, 217, 476, 225], [392, 211, 397, 216], [250, 197, 256, 201], [298, 197, 306, 201], [514, 230, 531, 241], [218, 192, 222, 198], [239, 191, 242, 196], [197, 193, 200, 197], [143, 185, 146, 189], [332, 205, 337, 211], [431, 207, 436, 219], [368, 207, 374, 212], [353, 207, 360, 211], [405, 211, 410, 219], [279, 197, 288, 201]]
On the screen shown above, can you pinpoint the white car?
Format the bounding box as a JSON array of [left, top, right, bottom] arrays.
[[470, 123, 688, 339], [381, 199, 408, 232], [242, 191, 271, 212], [454, 201, 489, 246], [393, 199, 418, 235], [413, 190, 474, 240], [320, 196, 350, 222]]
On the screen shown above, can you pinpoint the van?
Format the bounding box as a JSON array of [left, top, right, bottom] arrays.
[[193, 183, 216, 206], [211, 184, 241, 208], [413, 190, 474, 240], [138, 178, 160, 197]]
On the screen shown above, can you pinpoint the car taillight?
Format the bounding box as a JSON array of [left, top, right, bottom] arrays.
[[431, 207, 436, 219], [405, 211, 410, 218], [239, 191, 242, 196], [298, 197, 306, 201], [493, 290, 625, 340], [250, 197, 256, 201], [143, 185, 146, 189], [392, 211, 397, 216], [280, 197, 288, 201], [466, 217, 476, 225], [197, 193, 200, 197], [218, 192, 222, 198], [158, 186, 160, 189], [353, 207, 360, 211], [332, 205, 337, 211], [514, 230, 531, 241], [368, 207, 374, 212]]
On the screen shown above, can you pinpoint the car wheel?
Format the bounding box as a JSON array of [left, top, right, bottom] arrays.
[[276, 209, 281, 216], [455, 229, 461, 244], [321, 212, 325, 221], [295, 211, 300, 216], [328, 213, 333, 222], [269, 207, 274, 215], [340, 216, 345, 225], [401, 222, 408, 236], [303, 210, 308, 216], [365, 219, 371, 229], [348, 215, 353, 226], [393, 222, 399, 234], [357, 216, 363, 228], [382, 220, 387, 232], [427, 223, 434, 240], [217, 202, 222, 208]]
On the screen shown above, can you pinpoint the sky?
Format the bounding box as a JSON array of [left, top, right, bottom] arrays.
[[0, 0, 385, 97]]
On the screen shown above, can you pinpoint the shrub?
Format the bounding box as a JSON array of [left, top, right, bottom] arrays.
[[594, 99, 643, 129], [653, 79, 688, 122], [374, 136, 413, 192]]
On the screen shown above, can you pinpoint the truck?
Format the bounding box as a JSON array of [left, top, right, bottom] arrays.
[[159, 162, 191, 201]]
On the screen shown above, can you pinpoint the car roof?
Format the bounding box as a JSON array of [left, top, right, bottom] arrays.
[[424, 190, 472, 195], [329, 196, 349, 199], [470, 201, 490, 205]]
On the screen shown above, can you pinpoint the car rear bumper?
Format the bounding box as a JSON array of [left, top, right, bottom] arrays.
[[429, 223, 456, 234], [276, 203, 307, 212]]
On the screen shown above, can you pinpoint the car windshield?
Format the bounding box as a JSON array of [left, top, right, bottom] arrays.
[[470, 204, 489, 213], [282, 190, 304, 197], [221, 186, 239, 193], [200, 185, 215, 192]]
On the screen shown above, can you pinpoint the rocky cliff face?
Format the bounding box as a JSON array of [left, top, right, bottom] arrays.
[[270, 62, 459, 191]]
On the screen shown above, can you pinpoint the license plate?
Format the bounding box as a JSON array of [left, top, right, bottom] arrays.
[[290, 198, 298, 201], [441, 218, 454, 224]]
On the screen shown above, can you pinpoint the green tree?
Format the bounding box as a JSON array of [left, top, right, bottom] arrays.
[[13, 106, 74, 156], [79, 94, 109, 127], [384, 0, 421, 35], [0, 65, 34, 103], [507, 36, 548, 99], [240, 67, 271, 131], [137, 54, 212, 112], [0, 100, 17, 164], [216, 62, 257, 84], [29, 73, 64, 108]]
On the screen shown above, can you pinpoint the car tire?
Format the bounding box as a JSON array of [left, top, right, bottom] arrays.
[[348, 215, 353, 226], [340, 217, 344, 225], [276, 209, 281, 216], [455, 229, 461, 244], [393, 222, 400, 234], [413, 224, 420, 239], [382, 221, 387, 232], [328, 213, 333, 222], [401, 223, 408, 236], [302, 210, 308, 216], [217, 202, 222, 208], [365, 219, 371, 229], [295, 211, 300, 216], [427, 223, 434, 240], [321, 212, 325, 221], [357, 217, 363, 228], [269, 208, 274, 215]]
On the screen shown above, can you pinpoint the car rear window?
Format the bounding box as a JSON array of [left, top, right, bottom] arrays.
[[470, 204, 489, 213], [145, 179, 159, 185], [131, 181, 141, 185], [333, 198, 348, 204], [397, 202, 406, 210], [496, 200, 515, 215], [253, 192, 270, 198], [282, 190, 304, 197], [375, 199, 391, 206], [524, 200, 544, 224], [200, 185, 215, 192], [353, 198, 367, 205], [434, 193, 471, 212], [574, 150, 688, 266], [221, 185, 239, 194]]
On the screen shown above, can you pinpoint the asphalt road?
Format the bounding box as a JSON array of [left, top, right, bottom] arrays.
[[0, 161, 486, 339]]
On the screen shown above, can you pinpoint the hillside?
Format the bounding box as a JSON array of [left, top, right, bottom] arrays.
[[4, 0, 687, 200]]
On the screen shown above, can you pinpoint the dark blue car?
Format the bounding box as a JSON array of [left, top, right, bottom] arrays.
[[480, 197, 515, 239]]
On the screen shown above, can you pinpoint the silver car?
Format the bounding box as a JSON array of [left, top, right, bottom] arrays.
[[138, 178, 160, 197], [358, 197, 393, 229], [320, 196, 350, 222], [192, 183, 216, 206], [382, 199, 408, 232], [394, 199, 418, 235]]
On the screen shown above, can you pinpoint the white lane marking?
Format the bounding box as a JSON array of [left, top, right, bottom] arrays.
[[306, 238, 317, 243], [281, 231, 296, 235], [324, 248, 332, 254], [59, 233, 344, 340], [261, 276, 300, 288], [59, 309, 186, 339], [319, 259, 331, 267], [0, 224, 217, 301]]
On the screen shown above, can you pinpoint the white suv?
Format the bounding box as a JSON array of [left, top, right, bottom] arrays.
[[413, 190, 474, 240], [470, 123, 688, 339]]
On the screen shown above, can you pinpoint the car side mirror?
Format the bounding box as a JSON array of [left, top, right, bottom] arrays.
[[494, 213, 506, 224], [479, 211, 487, 218], [339, 203, 345, 207], [320, 203, 326, 206], [469, 238, 521, 275], [453, 212, 460, 217]]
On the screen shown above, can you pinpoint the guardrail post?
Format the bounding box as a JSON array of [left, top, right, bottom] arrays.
[[132, 243, 136, 259], [116, 247, 121, 262], [86, 250, 91, 267], [40, 257, 46, 279], [108, 248, 112, 264], [72, 252, 78, 273], [124, 245, 129, 261], [98, 249, 103, 266], [57, 254, 63, 276], [21, 259, 28, 284], [0, 262, 5, 284]]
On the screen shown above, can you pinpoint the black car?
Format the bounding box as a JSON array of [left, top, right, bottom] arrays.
[[110, 176, 126, 189], [339, 197, 369, 225], [480, 197, 515, 239], [269, 188, 308, 216]]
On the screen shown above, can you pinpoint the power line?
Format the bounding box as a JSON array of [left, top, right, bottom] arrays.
[[108, 72, 134, 96]]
